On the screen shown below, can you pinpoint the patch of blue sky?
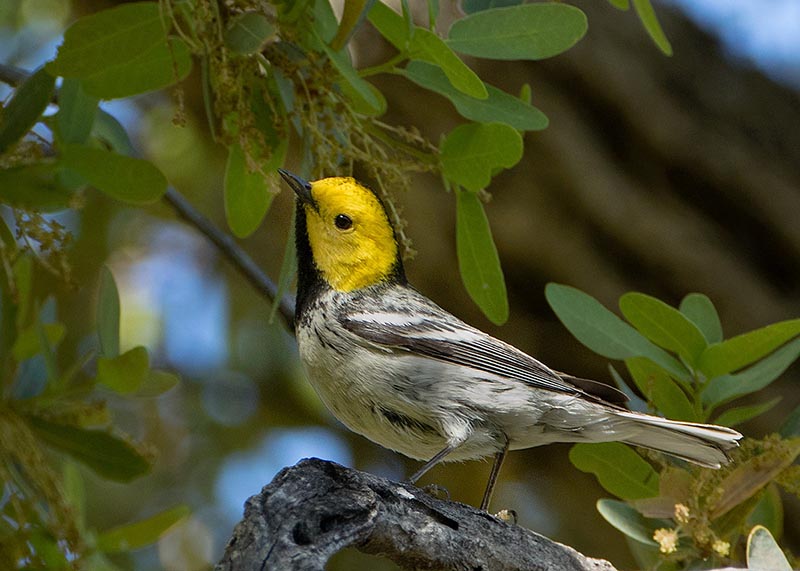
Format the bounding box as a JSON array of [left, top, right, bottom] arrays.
[[215, 427, 353, 523], [664, 0, 800, 86]]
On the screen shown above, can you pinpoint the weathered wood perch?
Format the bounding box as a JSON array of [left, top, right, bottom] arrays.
[[215, 458, 618, 571]]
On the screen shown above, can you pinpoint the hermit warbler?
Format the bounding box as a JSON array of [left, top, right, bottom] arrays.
[[278, 169, 741, 510]]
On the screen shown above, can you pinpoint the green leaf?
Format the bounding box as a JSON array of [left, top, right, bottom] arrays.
[[403, 61, 547, 130], [0, 66, 56, 153], [408, 29, 486, 99], [702, 337, 800, 409], [570, 442, 659, 500], [97, 346, 149, 395], [331, 0, 378, 50], [447, 3, 587, 60], [92, 110, 135, 155], [368, 1, 410, 49], [461, 0, 523, 15], [224, 12, 275, 54], [698, 318, 800, 379], [224, 144, 278, 238], [625, 357, 696, 421], [11, 322, 65, 362], [455, 189, 508, 325], [63, 462, 86, 531], [79, 37, 193, 100], [13, 255, 33, 329], [747, 525, 792, 571], [780, 404, 800, 437], [605, 0, 630, 9], [440, 122, 522, 191], [619, 292, 707, 366], [46, 2, 166, 77], [56, 79, 98, 145], [544, 284, 689, 380], [97, 266, 120, 358], [319, 41, 383, 115], [136, 369, 179, 397], [747, 484, 783, 542], [0, 163, 73, 212], [36, 313, 59, 383], [596, 499, 660, 545], [713, 398, 781, 428], [61, 144, 168, 204], [96, 505, 190, 552], [632, 0, 672, 56], [28, 416, 152, 482], [368, 2, 485, 98], [679, 293, 722, 344]]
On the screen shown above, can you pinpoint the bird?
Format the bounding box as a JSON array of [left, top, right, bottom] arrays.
[[277, 169, 742, 510]]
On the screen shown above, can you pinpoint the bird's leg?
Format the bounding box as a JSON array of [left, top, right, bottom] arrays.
[[480, 439, 509, 511], [407, 444, 459, 484]]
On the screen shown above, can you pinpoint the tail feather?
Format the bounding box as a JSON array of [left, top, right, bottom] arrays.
[[616, 411, 742, 468]]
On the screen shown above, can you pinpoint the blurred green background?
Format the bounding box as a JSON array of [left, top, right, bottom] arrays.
[[2, 0, 799, 569]]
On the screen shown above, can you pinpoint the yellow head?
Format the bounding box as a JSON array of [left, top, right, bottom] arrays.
[[282, 172, 402, 292]]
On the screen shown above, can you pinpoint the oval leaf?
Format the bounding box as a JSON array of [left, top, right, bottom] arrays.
[[570, 442, 659, 500], [408, 28, 486, 99], [625, 357, 696, 421], [447, 3, 587, 60], [441, 122, 522, 191], [331, 0, 378, 50], [225, 12, 275, 54], [698, 318, 800, 379], [56, 78, 98, 145], [544, 283, 688, 380], [403, 61, 547, 130], [596, 499, 660, 545], [27, 416, 152, 482], [97, 266, 120, 358], [46, 2, 166, 78], [713, 398, 781, 428], [747, 525, 792, 571], [702, 337, 800, 409], [11, 323, 65, 362], [679, 293, 722, 344], [97, 505, 190, 553], [632, 0, 672, 56], [80, 37, 193, 100], [97, 346, 149, 395], [619, 292, 707, 366], [61, 144, 167, 204], [224, 144, 276, 238], [456, 189, 508, 325], [0, 66, 56, 153], [0, 163, 73, 212]]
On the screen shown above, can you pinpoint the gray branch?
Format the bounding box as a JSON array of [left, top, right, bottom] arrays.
[[215, 458, 618, 571]]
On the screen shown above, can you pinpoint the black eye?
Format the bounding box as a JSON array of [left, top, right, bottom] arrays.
[[334, 214, 353, 230]]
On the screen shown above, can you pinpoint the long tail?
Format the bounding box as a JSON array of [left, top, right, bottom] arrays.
[[616, 411, 742, 468]]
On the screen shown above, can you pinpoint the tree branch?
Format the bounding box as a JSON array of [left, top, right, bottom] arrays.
[[0, 63, 296, 331], [162, 188, 296, 331], [215, 458, 619, 571]]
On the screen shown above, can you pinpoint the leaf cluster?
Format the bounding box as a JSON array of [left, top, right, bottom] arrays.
[[547, 284, 800, 569], [0, 253, 185, 569]]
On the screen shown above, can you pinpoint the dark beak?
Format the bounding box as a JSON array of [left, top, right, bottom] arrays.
[[278, 169, 315, 207]]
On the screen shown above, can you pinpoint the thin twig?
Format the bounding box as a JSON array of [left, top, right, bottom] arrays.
[[0, 63, 296, 332]]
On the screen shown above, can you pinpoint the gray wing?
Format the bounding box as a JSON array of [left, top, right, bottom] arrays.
[[339, 301, 627, 404]]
